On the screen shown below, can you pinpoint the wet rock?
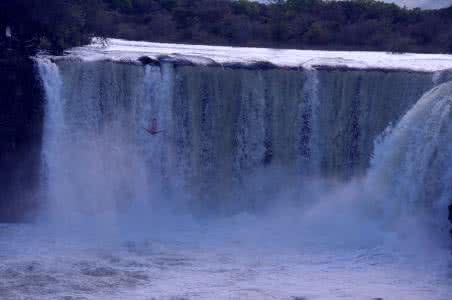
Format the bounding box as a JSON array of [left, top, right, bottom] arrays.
[[138, 56, 160, 66], [0, 55, 43, 222]]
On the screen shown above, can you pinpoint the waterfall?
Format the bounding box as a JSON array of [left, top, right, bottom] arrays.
[[36, 58, 439, 217], [37, 59, 65, 220], [367, 81, 452, 227], [316, 70, 433, 177], [9, 43, 452, 300], [37, 60, 163, 221]]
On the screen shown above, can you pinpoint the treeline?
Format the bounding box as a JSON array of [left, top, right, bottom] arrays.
[[1, 0, 452, 55]]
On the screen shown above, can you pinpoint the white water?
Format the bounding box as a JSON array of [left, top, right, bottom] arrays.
[[367, 81, 452, 229], [61, 38, 452, 72], [1, 59, 451, 299]]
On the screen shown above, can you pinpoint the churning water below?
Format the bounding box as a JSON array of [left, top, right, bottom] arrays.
[[0, 211, 451, 300], [2, 58, 452, 299]]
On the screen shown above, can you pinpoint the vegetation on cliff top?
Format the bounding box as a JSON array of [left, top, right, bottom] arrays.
[[1, 0, 452, 55]]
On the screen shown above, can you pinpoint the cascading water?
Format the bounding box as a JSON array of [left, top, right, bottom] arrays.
[[301, 69, 321, 175], [2, 53, 450, 300], [317, 70, 435, 177], [367, 81, 452, 229], [39, 61, 177, 224], [37, 59, 66, 220], [36, 58, 438, 217]]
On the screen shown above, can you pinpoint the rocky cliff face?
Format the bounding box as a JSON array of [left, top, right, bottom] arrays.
[[0, 55, 43, 221]]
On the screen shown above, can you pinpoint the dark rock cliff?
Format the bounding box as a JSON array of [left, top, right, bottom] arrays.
[[0, 55, 43, 222]]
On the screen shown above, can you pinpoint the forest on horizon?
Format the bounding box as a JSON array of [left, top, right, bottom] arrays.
[[1, 0, 452, 56]]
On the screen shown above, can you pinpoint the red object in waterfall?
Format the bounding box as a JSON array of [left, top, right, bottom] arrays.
[[144, 118, 163, 136]]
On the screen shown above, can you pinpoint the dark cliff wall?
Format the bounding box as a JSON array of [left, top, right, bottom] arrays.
[[0, 56, 43, 222]]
